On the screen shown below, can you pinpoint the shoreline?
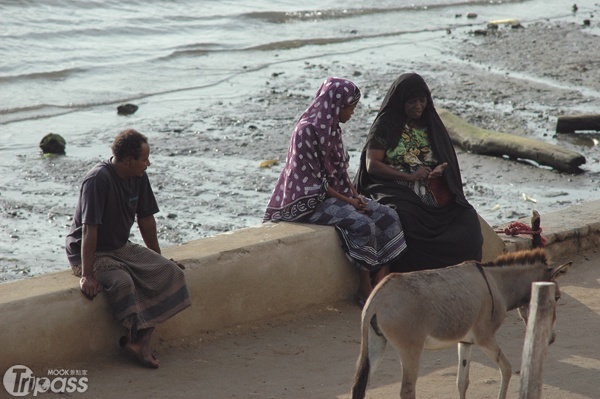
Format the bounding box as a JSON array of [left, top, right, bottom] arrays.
[[1, 19, 600, 281]]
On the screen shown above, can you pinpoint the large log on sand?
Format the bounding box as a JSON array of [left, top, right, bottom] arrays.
[[556, 114, 600, 133], [438, 108, 586, 174]]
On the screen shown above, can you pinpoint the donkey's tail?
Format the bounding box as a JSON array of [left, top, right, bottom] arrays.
[[351, 310, 372, 399], [351, 354, 370, 399], [351, 303, 387, 399]]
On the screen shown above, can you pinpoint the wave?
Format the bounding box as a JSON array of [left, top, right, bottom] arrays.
[[165, 21, 473, 57], [247, 37, 356, 51], [0, 74, 246, 125], [0, 0, 190, 11], [241, 0, 525, 23], [162, 37, 356, 59], [2, 24, 172, 41], [0, 67, 86, 83], [0, 102, 100, 125], [160, 48, 211, 60]]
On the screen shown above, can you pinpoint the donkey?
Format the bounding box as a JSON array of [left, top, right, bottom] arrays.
[[351, 248, 571, 399]]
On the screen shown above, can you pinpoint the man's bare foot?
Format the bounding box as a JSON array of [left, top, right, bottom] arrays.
[[124, 342, 159, 369], [120, 336, 158, 360]]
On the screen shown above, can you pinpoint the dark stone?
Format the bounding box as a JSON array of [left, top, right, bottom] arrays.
[[39, 133, 66, 155], [117, 103, 139, 115]]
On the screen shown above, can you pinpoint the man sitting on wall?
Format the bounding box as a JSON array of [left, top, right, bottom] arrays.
[[65, 128, 191, 368]]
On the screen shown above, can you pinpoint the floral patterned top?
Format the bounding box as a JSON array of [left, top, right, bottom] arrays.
[[381, 126, 438, 206]]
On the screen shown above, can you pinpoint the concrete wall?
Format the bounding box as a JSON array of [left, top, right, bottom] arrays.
[[1, 200, 599, 371], [0, 223, 355, 371], [501, 200, 600, 259]]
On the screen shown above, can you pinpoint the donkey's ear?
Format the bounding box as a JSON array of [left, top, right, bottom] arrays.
[[550, 261, 572, 281]]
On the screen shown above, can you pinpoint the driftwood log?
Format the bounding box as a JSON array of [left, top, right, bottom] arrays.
[[438, 108, 586, 174], [555, 114, 600, 133]]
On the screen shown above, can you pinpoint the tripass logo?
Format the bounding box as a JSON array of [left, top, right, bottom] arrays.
[[3, 365, 88, 397]]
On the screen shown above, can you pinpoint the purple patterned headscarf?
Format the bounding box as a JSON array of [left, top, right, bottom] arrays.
[[263, 77, 361, 222]]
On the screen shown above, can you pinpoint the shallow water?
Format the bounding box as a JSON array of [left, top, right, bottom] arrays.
[[1, 0, 599, 281], [1, 0, 589, 130]]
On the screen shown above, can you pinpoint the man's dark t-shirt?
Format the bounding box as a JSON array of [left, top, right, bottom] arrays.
[[65, 159, 159, 265]]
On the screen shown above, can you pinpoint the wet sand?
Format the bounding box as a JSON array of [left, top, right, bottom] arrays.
[[1, 19, 599, 281]]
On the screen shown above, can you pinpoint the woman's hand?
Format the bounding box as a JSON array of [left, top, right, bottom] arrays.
[[412, 166, 432, 182], [326, 186, 371, 214], [428, 162, 448, 179], [350, 196, 372, 214]]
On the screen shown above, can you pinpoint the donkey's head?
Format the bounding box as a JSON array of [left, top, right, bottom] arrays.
[[517, 258, 571, 345]]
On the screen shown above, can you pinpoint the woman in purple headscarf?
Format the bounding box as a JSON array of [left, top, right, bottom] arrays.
[[263, 77, 406, 306], [354, 72, 483, 272]]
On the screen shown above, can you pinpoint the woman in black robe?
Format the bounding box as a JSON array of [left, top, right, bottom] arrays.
[[354, 72, 482, 272]]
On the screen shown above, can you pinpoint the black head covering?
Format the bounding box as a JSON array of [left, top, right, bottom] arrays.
[[354, 73, 483, 271], [357, 72, 469, 207]]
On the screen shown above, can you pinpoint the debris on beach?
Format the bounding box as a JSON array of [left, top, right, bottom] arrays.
[[258, 159, 279, 168], [117, 103, 139, 115], [556, 114, 600, 133], [522, 193, 537, 203], [487, 19, 522, 29], [39, 133, 66, 155]]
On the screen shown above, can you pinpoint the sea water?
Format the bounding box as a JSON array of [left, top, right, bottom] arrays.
[[1, 0, 597, 280]]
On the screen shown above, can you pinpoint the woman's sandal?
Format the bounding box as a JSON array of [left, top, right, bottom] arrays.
[[356, 296, 367, 309]]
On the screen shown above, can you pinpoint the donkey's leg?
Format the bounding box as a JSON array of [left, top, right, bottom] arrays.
[[386, 336, 423, 399], [477, 338, 512, 399], [457, 342, 473, 399], [398, 346, 423, 399]]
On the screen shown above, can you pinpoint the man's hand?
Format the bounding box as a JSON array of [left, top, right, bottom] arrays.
[[79, 275, 101, 300]]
